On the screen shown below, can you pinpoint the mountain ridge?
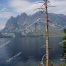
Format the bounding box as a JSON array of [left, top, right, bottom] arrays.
[[1, 11, 66, 36]]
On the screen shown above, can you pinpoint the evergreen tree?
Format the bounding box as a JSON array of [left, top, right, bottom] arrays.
[[60, 29, 66, 60]]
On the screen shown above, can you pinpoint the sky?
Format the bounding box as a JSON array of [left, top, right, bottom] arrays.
[[0, 0, 66, 30]]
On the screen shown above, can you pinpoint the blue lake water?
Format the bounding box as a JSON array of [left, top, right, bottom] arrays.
[[0, 35, 63, 66]]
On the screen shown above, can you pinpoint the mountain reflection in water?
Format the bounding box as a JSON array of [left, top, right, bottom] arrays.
[[0, 35, 63, 66]]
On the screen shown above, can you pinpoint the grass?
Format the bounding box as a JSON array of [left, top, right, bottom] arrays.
[[52, 64, 66, 66], [60, 64, 66, 66]]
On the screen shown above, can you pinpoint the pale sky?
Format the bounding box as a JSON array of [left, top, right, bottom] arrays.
[[0, 0, 66, 30]]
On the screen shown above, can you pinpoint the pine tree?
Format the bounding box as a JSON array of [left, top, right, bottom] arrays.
[[60, 29, 66, 60]]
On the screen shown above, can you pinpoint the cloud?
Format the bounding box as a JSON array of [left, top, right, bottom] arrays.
[[0, 12, 14, 18], [9, 0, 66, 15], [9, 0, 32, 14], [9, 0, 44, 15], [25, 2, 43, 15], [0, 23, 5, 30], [0, 8, 7, 12], [0, 18, 7, 30], [48, 0, 66, 15]]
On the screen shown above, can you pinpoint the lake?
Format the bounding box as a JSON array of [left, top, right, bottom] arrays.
[[0, 35, 63, 66]]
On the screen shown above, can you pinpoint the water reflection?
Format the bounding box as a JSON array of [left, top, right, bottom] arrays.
[[0, 35, 63, 66]]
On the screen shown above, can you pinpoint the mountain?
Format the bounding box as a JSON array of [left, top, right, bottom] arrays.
[[2, 11, 66, 37], [0, 11, 66, 64]]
